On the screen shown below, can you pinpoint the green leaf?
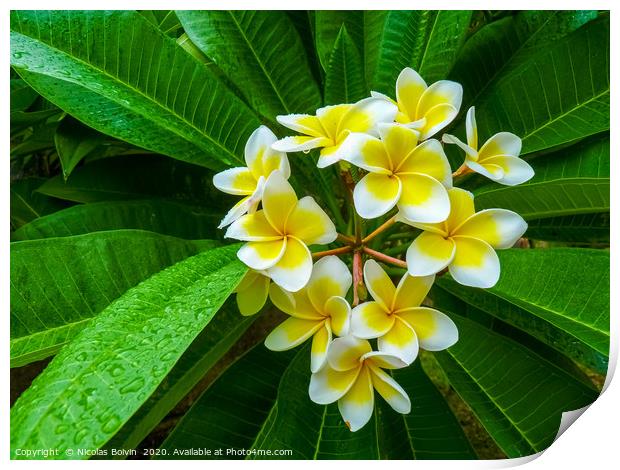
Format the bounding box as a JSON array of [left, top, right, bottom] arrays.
[[10, 78, 39, 113], [103, 300, 257, 455], [466, 14, 609, 155], [324, 26, 366, 105], [11, 10, 260, 170], [12, 199, 222, 241], [36, 155, 226, 207], [372, 10, 472, 93], [177, 10, 321, 119], [436, 248, 609, 372], [10, 244, 246, 458], [159, 344, 296, 459], [55, 116, 105, 179], [473, 134, 610, 220], [450, 11, 598, 110], [10, 177, 69, 230], [10, 230, 212, 367], [526, 212, 609, 243], [432, 314, 598, 457]]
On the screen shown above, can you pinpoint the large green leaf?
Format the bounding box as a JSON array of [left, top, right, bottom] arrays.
[[432, 314, 598, 457], [102, 301, 257, 455], [473, 134, 609, 220], [450, 11, 598, 109], [372, 11, 472, 93], [162, 344, 474, 459], [10, 244, 246, 458], [10, 10, 260, 169], [436, 248, 609, 372], [526, 212, 609, 243], [35, 155, 226, 207], [12, 199, 222, 241], [10, 230, 214, 367], [465, 14, 609, 155], [10, 78, 39, 113], [324, 26, 366, 105], [177, 10, 321, 119]]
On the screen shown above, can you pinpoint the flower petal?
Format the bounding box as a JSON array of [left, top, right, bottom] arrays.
[[237, 238, 287, 270], [363, 259, 396, 311], [442, 133, 478, 160], [236, 271, 270, 316], [341, 132, 392, 174], [245, 125, 289, 180], [378, 123, 418, 170], [370, 90, 397, 105], [395, 67, 428, 120], [316, 104, 353, 140], [450, 237, 500, 288], [397, 139, 453, 188], [311, 322, 332, 373], [406, 232, 456, 276], [316, 141, 353, 168], [286, 196, 337, 245], [417, 80, 462, 120], [362, 351, 408, 369], [266, 236, 313, 292], [269, 284, 323, 320], [218, 195, 253, 229], [353, 173, 402, 219], [478, 132, 522, 159], [368, 364, 411, 414], [466, 106, 478, 149], [225, 210, 281, 241], [309, 364, 360, 405], [453, 209, 527, 249], [276, 114, 325, 138], [392, 272, 435, 312], [377, 317, 419, 364], [465, 159, 504, 181], [398, 307, 458, 351], [325, 296, 351, 337], [271, 135, 331, 153], [327, 336, 372, 371], [262, 171, 298, 231], [445, 188, 475, 233], [338, 97, 398, 136], [478, 156, 534, 186], [264, 317, 324, 351], [350, 301, 395, 339], [338, 365, 374, 432], [212, 167, 256, 196], [397, 173, 450, 223], [307, 256, 352, 312], [418, 103, 459, 140]]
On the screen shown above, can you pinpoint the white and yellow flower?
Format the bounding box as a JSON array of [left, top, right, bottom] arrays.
[[371, 67, 462, 140], [265, 256, 352, 372], [225, 171, 337, 292], [272, 97, 398, 168], [234, 270, 271, 316], [442, 107, 534, 186], [213, 126, 290, 228], [309, 335, 410, 432], [403, 188, 527, 288], [343, 123, 452, 221], [350, 260, 457, 363]]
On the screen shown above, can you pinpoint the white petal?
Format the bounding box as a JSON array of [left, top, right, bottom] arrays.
[[377, 317, 420, 364], [353, 173, 402, 219], [442, 133, 478, 160], [350, 302, 394, 339], [218, 195, 253, 229], [397, 173, 450, 223], [212, 167, 256, 195], [285, 196, 337, 245], [266, 236, 313, 292], [465, 159, 504, 181], [311, 322, 332, 373], [406, 232, 456, 276], [361, 351, 409, 369], [466, 106, 478, 149], [276, 114, 325, 138], [236, 271, 270, 316], [368, 365, 411, 414], [327, 336, 372, 371], [338, 96, 398, 136], [449, 237, 500, 288], [363, 259, 396, 311], [398, 307, 458, 351], [309, 363, 360, 404], [264, 317, 323, 351], [237, 238, 287, 270], [262, 171, 298, 231], [453, 209, 528, 249], [307, 256, 352, 310], [338, 366, 374, 432], [478, 132, 522, 159], [478, 155, 534, 186], [271, 135, 331, 152]]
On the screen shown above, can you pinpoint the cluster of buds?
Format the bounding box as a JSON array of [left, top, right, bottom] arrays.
[[214, 67, 532, 431]]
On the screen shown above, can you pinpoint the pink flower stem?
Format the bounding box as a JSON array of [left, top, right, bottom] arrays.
[[362, 246, 407, 268]]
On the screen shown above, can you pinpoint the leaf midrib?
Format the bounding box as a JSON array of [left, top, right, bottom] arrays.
[[11, 26, 245, 166]]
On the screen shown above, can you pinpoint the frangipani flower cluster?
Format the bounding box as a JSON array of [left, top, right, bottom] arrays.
[[214, 67, 532, 432]]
